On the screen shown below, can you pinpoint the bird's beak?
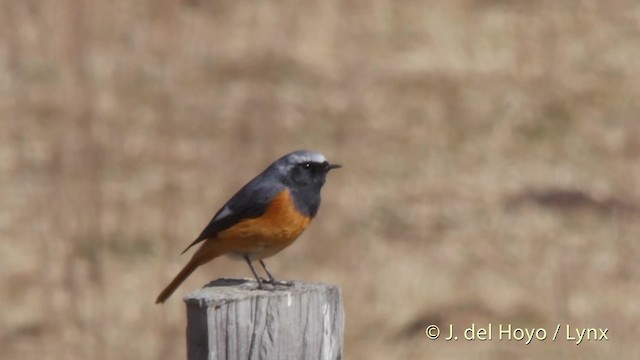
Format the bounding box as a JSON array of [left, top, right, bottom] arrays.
[[327, 163, 342, 171]]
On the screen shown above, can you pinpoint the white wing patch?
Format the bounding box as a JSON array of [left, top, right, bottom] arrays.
[[213, 205, 234, 222]]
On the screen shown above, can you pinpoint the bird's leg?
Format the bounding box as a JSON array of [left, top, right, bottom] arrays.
[[258, 259, 276, 284], [259, 260, 292, 287], [244, 256, 266, 289]]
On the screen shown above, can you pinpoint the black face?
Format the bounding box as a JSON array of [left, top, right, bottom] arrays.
[[289, 161, 338, 187]]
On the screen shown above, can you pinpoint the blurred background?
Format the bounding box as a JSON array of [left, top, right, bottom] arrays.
[[2, 0, 640, 359]]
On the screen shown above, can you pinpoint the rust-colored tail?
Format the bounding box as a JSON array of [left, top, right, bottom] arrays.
[[156, 242, 225, 304], [156, 259, 200, 304]]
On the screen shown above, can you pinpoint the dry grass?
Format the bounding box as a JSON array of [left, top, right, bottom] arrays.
[[2, 0, 640, 359]]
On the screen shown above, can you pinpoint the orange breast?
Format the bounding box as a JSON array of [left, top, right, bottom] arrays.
[[212, 189, 312, 260]]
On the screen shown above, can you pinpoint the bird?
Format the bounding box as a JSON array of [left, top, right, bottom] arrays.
[[155, 150, 341, 303]]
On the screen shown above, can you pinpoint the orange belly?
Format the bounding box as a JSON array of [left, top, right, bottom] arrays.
[[196, 189, 312, 261]]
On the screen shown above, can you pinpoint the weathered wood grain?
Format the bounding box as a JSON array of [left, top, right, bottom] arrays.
[[185, 278, 344, 360]]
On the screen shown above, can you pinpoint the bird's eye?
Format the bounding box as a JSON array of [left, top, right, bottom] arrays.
[[303, 162, 311, 169]]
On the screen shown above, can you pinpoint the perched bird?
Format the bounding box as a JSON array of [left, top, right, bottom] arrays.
[[156, 150, 341, 303]]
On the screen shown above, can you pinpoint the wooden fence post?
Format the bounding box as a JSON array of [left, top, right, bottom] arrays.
[[184, 278, 344, 360]]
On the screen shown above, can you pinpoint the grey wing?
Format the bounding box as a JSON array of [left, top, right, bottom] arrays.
[[180, 177, 283, 254]]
